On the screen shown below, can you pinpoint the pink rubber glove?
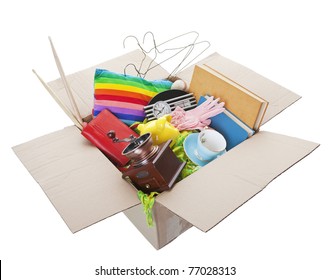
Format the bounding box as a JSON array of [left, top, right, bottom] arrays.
[[170, 96, 225, 131]]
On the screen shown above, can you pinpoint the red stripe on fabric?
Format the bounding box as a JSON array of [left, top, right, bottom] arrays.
[[95, 89, 152, 101], [94, 94, 149, 105]]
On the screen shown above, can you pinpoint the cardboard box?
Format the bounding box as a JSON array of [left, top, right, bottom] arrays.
[[13, 49, 319, 249]]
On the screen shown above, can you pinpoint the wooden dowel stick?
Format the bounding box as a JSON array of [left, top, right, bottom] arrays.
[[48, 36, 83, 126], [32, 69, 83, 130]]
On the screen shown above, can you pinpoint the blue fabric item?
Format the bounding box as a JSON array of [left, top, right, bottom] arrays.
[[198, 96, 251, 150]]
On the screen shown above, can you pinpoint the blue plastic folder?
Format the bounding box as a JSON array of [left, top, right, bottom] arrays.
[[198, 96, 254, 150]]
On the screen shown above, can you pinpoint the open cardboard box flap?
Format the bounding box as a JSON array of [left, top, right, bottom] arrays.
[[177, 52, 301, 124], [13, 50, 171, 233], [157, 131, 319, 232], [13, 125, 140, 233], [13, 49, 319, 234]]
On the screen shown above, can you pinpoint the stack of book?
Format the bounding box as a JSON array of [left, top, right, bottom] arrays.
[[190, 64, 269, 150]]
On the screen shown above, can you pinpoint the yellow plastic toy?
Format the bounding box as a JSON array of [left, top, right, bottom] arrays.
[[137, 115, 180, 146]]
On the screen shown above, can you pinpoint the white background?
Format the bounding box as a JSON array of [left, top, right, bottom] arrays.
[[1, 0, 329, 279]]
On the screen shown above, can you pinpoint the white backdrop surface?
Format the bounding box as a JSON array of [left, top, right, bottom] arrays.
[[1, 1, 329, 279]]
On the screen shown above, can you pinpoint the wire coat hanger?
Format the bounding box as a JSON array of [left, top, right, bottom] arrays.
[[122, 31, 211, 79]]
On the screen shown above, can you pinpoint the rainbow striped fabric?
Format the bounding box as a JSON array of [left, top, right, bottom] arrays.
[[93, 69, 173, 125]]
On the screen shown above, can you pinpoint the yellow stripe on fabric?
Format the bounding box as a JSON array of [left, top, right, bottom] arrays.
[[95, 83, 158, 98]]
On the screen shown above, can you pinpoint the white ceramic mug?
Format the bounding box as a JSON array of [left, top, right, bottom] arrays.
[[194, 129, 227, 162]]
